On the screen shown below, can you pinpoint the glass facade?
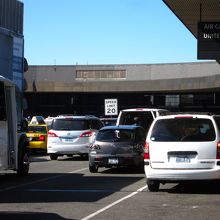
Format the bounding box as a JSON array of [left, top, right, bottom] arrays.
[[24, 92, 220, 118]]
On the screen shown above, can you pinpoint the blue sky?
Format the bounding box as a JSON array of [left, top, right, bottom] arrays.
[[22, 0, 202, 65]]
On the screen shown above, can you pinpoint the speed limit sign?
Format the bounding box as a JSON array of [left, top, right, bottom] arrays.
[[105, 99, 118, 116]]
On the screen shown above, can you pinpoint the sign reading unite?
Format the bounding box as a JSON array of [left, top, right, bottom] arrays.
[[198, 22, 220, 59]]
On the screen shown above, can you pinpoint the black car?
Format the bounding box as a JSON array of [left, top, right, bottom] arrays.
[[89, 125, 145, 173]]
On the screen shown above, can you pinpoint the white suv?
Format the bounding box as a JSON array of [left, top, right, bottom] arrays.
[[144, 113, 220, 191], [47, 115, 103, 160]]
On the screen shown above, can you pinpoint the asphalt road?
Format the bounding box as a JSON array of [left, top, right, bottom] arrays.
[[1, 154, 220, 220]]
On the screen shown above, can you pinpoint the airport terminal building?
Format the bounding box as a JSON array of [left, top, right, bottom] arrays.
[[1, 1, 220, 118], [24, 61, 220, 117]]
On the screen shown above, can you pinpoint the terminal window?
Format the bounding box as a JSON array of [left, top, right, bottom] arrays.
[[76, 70, 126, 79], [165, 95, 180, 107]]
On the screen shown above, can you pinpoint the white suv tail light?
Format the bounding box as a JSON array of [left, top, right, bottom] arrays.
[[144, 142, 150, 159], [217, 142, 220, 159]]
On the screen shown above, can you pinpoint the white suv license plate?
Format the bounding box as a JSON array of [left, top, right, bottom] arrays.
[[108, 158, 119, 164], [169, 156, 191, 163], [176, 156, 190, 163]]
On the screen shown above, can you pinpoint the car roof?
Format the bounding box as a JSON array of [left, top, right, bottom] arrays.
[[120, 108, 168, 112], [54, 115, 99, 120], [155, 113, 215, 120], [100, 125, 142, 131], [45, 117, 54, 120], [100, 118, 117, 121]]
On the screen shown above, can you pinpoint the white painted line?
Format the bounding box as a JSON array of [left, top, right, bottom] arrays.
[[4, 167, 88, 191], [26, 189, 116, 193], [81, 185, 148, 220], [69, 168, 88, 174]]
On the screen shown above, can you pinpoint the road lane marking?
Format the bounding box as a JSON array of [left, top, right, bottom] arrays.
[[81, 185, 148, 220], [4, 167, 88, 191], [24, 188, 146, 193], [26, 189, 117, 193]]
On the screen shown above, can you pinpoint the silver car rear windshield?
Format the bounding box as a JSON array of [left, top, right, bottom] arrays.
[[150, 118, 216, 142], [51, 119, 89, 131], [96, 129, 134, 142]]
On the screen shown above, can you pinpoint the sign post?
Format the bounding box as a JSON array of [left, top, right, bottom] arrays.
[[105, 99, 118, 116]]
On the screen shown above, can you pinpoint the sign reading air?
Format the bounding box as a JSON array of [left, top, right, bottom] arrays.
[[198, 22, 220, 59], [105, 99, 118, 116]]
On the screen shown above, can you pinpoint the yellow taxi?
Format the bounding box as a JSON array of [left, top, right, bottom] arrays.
[[26, 124, 48, 152]]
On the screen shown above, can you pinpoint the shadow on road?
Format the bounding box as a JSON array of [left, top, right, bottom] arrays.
[[162, 181, 220, 194], [102, 166, 144, 174], [0, 211, 72, 220], [30, 154, 89, 162], [0, 172, 143, 203]]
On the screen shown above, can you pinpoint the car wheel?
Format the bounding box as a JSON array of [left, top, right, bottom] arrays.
[[147, 179, 160, 192], [17, 141, 30, 176], [89, 164, 98, 173], [50, 154, 58, 160]]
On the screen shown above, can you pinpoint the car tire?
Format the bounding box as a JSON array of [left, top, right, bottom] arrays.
[[147, 179, 160, 192], [89, 164, 98, 173], [17, 140, 30, 176], [50, 154, 58, 160]]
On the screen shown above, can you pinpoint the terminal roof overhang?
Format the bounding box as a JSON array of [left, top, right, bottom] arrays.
[[163, 0, 220, 63]]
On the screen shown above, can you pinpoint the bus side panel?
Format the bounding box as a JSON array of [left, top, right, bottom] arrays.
[[0, 121, 8, 169], [0, 81, 9, 170], [5, 85, 17, 169]]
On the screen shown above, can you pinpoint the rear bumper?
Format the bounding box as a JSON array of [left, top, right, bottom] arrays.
[[47, 144, 90, 154], [28, 142, 47, 150], [145, 165, 220, 181], [89, 154, 143, 167]]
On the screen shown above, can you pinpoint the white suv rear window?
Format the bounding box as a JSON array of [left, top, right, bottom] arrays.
[[150, 118, 216, 142]]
